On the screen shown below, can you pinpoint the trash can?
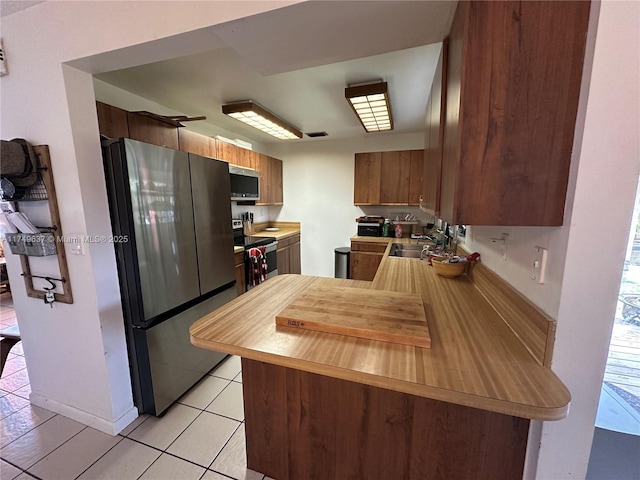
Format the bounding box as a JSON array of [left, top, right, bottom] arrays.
[[334, 247, 350, 279]]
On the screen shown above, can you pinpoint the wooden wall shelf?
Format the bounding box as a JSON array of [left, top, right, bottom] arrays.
[[11, 145, 73, 304]]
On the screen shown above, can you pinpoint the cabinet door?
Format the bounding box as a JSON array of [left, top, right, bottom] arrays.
[[350, 252, 383, 281], [234, 251, 246, 295], [289, 236, 301, 274], [277, 246, 290, 275], [408, 150, 425, 206], [440, 1, 465, 225], [442, 1, 589, 226], [235, 147, 257, 169], [217, 140, 240, 165], [127, 112, 179, 149], [178, 129, 217, 158], [380, 151, 411, 205], [255, 154, 272, 205], [423, 41, 447, 216], [270, 157, 283, 205], [96, 101, 129, 139], [354, 152, 381, 205]]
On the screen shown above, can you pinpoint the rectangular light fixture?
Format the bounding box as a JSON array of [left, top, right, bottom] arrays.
[[222, 101, 302, 140], [345, 81, 393, 133]]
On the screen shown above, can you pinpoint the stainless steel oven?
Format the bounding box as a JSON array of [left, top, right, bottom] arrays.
[[232, 220, 278, 290]]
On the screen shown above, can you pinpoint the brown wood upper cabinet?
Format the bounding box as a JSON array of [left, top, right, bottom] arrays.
[[216, 141, 284, 206], [96, 101, 129, 139], [178, 129, 218, 158], [421, 41, 447, 218], [437, 1, 590, 226], [96, 101, 180, 150], [354, 150, 424, 206], [127, 112, 179, 150]]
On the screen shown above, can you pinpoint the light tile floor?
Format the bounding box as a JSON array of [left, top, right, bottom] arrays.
[[0, 294, 270, 480]]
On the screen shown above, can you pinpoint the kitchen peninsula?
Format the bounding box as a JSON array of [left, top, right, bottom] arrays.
[[190, 240, 570, 479]]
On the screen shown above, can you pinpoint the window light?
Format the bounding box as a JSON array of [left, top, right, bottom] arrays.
[[221, 101, 302, 140], [345, 82, 394, 132]]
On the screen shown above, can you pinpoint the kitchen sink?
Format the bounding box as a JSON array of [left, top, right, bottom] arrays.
[[388, 243, 430, 259]]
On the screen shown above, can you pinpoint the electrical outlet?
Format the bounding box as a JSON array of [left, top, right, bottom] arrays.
[[67, 234, 84, 255], [490, 233, 509, 261], [531, 246, 548, 284], [259, 209, 265, 219]]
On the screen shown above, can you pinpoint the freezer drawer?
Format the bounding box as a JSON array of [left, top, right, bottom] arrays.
[[134, 284, 237, 415]]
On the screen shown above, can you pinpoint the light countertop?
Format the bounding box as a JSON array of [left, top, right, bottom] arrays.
[[191, 240, 570, 421]]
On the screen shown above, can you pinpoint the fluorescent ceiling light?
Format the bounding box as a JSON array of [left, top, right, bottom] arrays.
[[345, 82, 394, 133], [221, 101, 302, 140]]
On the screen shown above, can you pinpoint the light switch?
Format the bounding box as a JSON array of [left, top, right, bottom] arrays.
[[531, 246, 547, 284], [67, 234, 84, 256]]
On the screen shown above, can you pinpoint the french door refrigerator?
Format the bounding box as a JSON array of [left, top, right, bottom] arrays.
[[102, 138, 236, 416]]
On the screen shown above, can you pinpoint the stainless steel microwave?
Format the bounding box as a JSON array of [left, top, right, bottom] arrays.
[[229, 165, 260, 201]]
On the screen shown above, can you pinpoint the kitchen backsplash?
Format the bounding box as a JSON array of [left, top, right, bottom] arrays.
[[231, 203, 277, 224]]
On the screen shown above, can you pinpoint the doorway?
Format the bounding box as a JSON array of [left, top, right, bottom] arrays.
[[586, 180, 640, 479]]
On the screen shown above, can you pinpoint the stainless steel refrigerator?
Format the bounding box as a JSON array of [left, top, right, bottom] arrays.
[[102, 138, 236, 416]]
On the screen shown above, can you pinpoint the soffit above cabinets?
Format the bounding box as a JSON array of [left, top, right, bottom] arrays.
[[93, 1, 457, 144]]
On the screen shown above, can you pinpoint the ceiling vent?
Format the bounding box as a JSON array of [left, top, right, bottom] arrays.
[[306, 131, 328, 138]]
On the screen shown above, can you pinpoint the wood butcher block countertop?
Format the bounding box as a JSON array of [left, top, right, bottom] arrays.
[[191, 240, 570, 421], [249, 222, 300, 241]]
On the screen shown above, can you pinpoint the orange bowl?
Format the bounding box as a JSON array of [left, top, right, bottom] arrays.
[[431, 258, 467, 277]]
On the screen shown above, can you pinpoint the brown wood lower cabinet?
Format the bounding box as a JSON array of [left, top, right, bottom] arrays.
[[277, 234, 301, 275], [350, 241, 387, 281], [234, 251, 246, 296], [242, 359, 528, 480]]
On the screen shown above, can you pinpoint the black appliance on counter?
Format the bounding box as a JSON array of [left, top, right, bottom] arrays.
[[356, 216, 384, 237], [103, 138, 236, 416], [232, 219, 277, 289]]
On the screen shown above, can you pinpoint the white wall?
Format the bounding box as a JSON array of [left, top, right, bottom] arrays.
[[2, 1, 638, 476], [268, 133, 424, 277], [0, 0, 299, 434], [535, 1, 640, 477]]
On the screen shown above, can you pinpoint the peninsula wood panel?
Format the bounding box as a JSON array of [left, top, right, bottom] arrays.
[[242, 359, 529, 480], [350, 252, 383, 281], [127, 112, 179, 150], [353, 152, 381, 205], [191, 271, 569, 420], [441, 0, 590, 226], [96, 101, 129, 139]]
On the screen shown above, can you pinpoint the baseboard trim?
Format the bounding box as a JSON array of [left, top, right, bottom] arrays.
[[29, 393, 139, 436]]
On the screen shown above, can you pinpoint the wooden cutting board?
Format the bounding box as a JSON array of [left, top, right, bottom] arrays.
[[275, 284, 430, 348]]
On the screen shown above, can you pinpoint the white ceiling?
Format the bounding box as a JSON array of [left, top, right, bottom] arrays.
[[94, 1, 457, 145]]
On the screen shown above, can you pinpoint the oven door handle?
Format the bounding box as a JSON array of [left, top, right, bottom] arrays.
[[264, 241, 278, 253]]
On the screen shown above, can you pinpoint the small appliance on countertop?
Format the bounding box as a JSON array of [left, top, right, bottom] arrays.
[[356, 215, 384, 237]]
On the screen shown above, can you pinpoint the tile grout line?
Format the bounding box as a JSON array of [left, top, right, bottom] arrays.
[[69, 434, 125, 480], [0, 408, 59, 450]]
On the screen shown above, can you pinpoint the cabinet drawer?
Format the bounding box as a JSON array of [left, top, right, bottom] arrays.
[[351, 242, 388, 254], [277, 234, 300, 249], [234, 251, 244, 266]]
